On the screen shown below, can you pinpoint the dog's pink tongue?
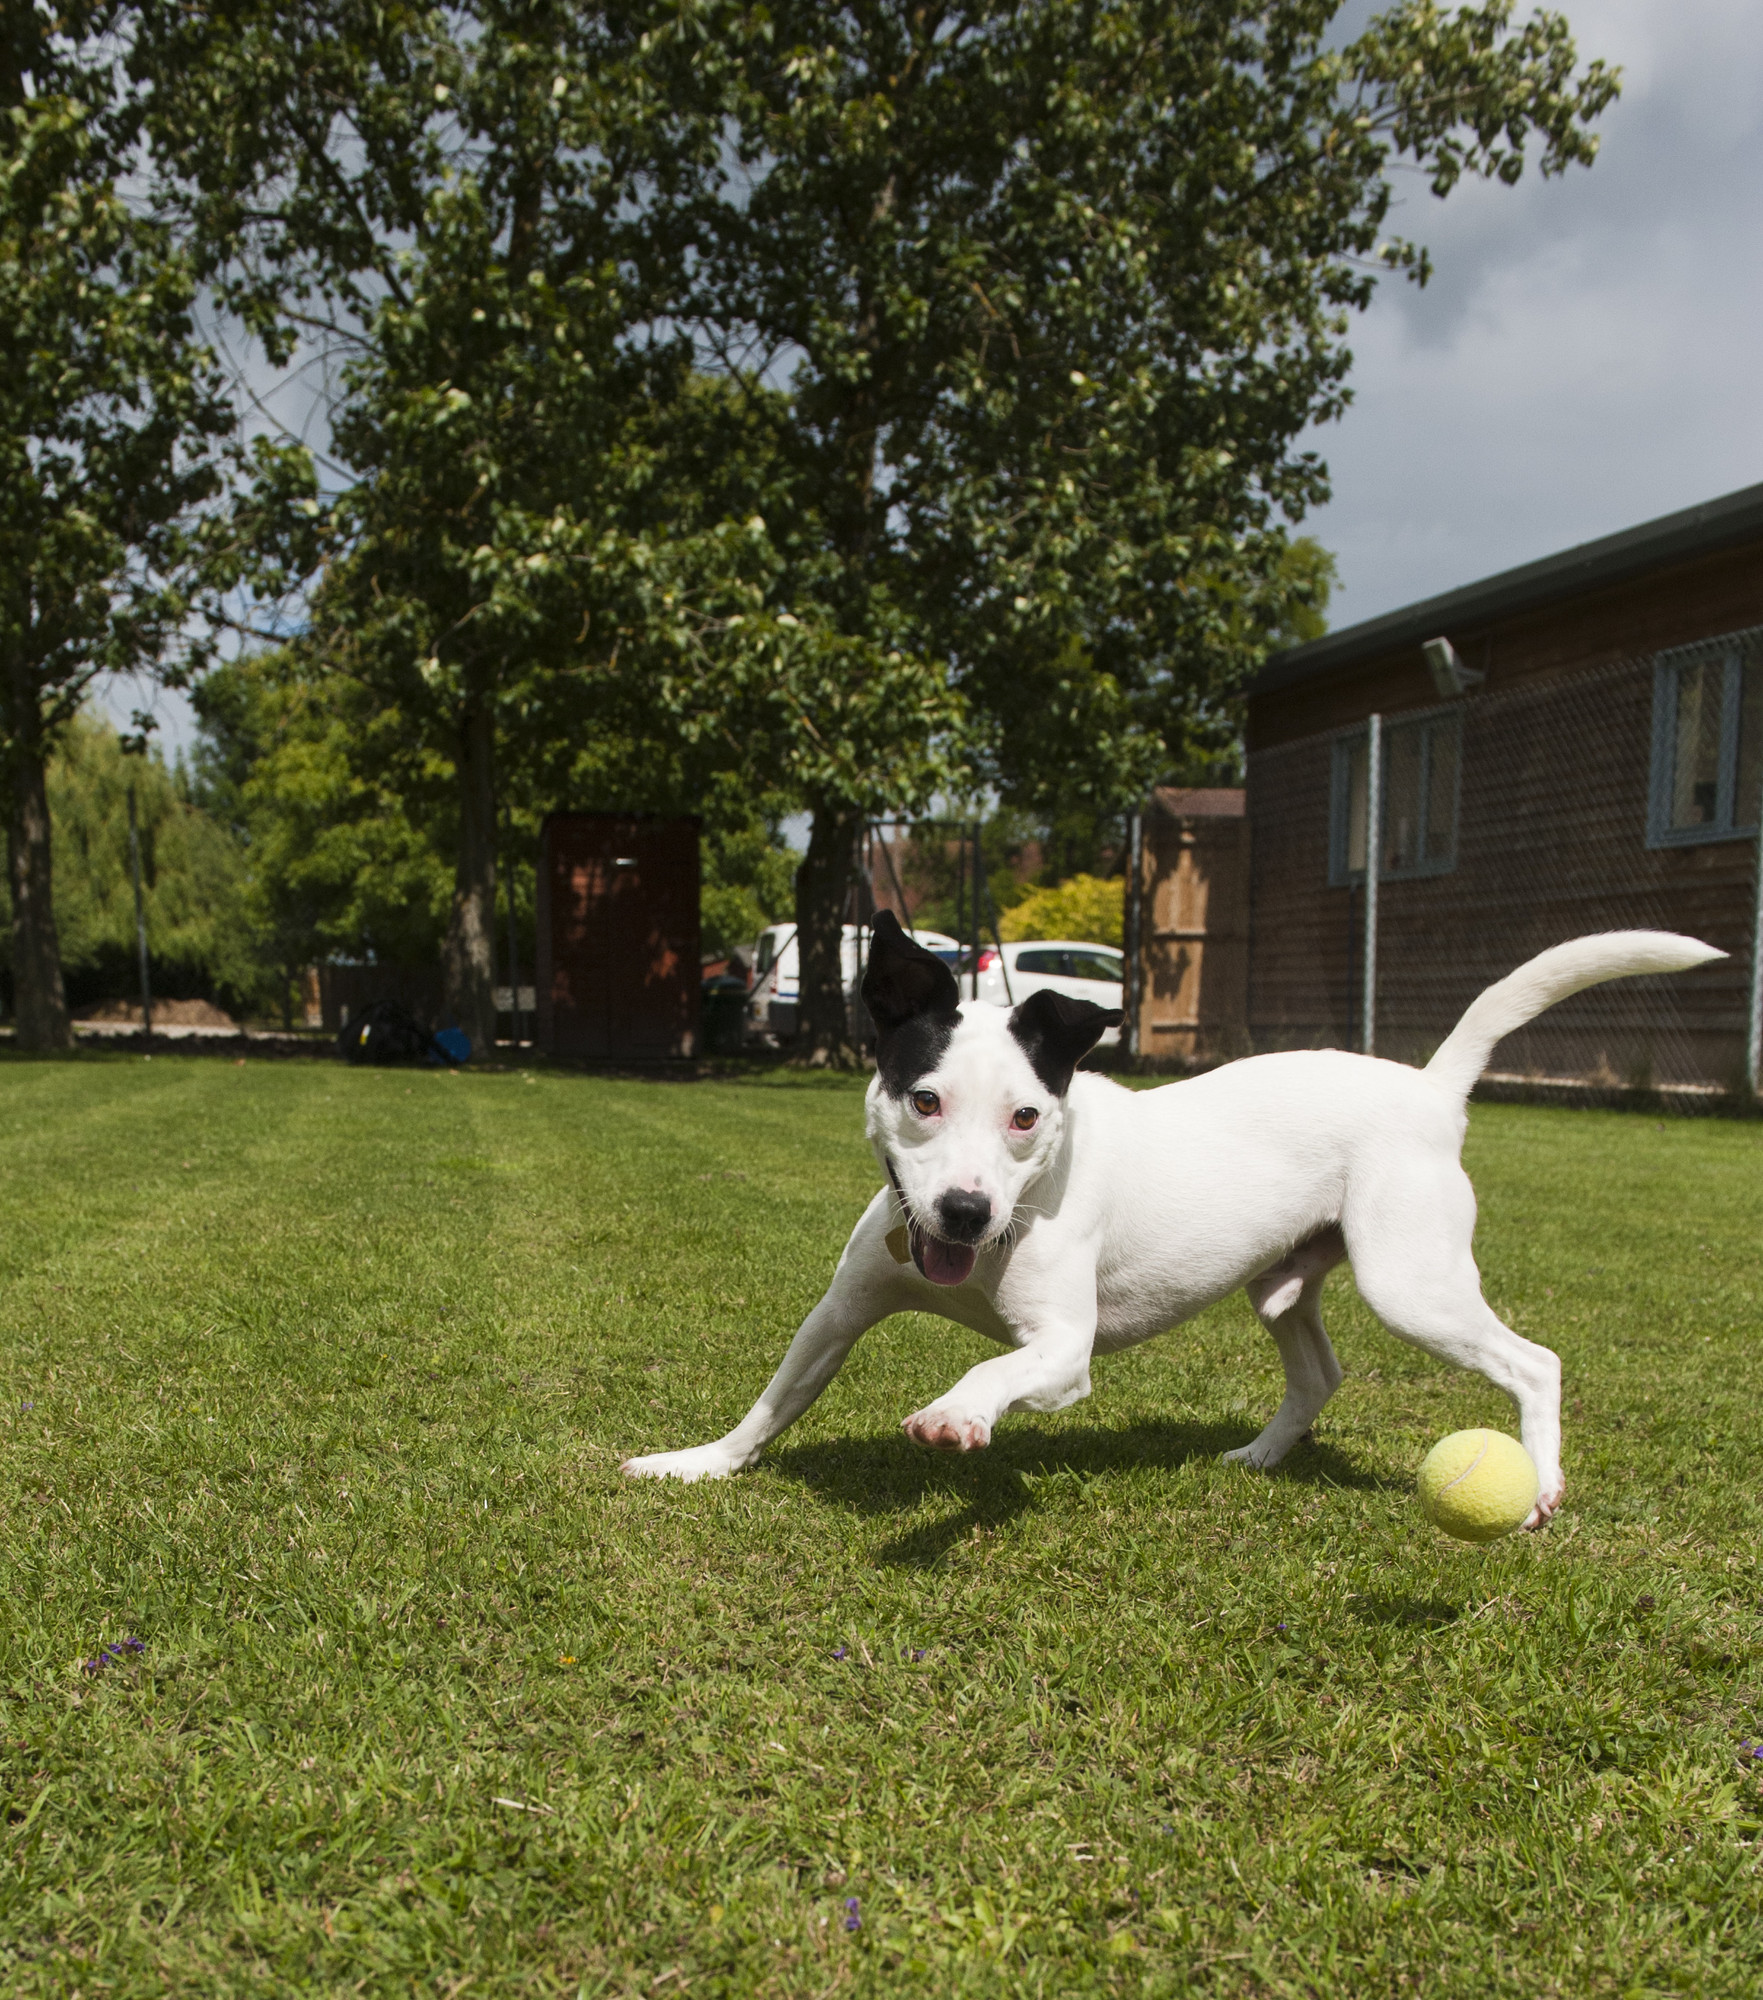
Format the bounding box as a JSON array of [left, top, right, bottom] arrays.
[[919, 1235, 976, 1287]]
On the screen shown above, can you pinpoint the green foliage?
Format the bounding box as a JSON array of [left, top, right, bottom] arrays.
[[0, 1070, 1758, 1993], [142, 1, 935, 1033], [192, 653, 803, 975], [0, 27, 231, 725], [1276, 536, 1339, 652], [134, 0, 1608, 1046], [680, 0, 1614, 820], [0, 10, 237, 1042], [190, 653, 456, 979], [999, 873, 1125, 948], [0, 712, 260, 1014], [139, 2, 686, 1036], [700, 783, 801, 962]]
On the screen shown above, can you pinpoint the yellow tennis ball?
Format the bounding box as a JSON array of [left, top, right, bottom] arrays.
[[1416, 1429, 1539, 1543]]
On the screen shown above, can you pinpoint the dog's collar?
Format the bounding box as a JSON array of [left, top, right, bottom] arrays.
[[885, 1159, 929, 1279]]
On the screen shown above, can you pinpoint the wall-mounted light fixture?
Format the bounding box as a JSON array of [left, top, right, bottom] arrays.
[[1422, 636, 1485, 698]]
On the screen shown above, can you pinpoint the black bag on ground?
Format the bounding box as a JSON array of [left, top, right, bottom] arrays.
[[337, 1000, 444, 1067]]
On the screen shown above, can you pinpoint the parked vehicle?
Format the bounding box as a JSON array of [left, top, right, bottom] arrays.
[[953, 939, 1125, 1046], [746, 922, 961, 1046]]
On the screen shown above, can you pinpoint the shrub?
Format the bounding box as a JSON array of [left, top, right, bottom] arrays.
[[998, 873, 1123, 947]]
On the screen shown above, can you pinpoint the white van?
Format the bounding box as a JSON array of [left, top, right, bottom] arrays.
[[747, 922, 961, 1046]]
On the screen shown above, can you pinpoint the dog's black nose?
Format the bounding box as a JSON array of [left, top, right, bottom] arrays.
[[937, 1188, 992, 1242]]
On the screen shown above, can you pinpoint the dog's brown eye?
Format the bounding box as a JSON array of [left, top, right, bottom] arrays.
[[909, 1088, 940, 1117], [1012, 1106, 1039, 1131]]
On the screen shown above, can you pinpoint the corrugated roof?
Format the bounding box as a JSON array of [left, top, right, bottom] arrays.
[[1254, 479, 1763, 696]]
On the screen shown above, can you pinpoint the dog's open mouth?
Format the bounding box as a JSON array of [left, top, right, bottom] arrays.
[[910, 1224, 975, 1287], [888, 1161, 978, 1287]]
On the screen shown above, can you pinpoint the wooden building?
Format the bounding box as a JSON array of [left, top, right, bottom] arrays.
[[1127, 787, 1250, 1064], [1242, 483, 1763, 1092]]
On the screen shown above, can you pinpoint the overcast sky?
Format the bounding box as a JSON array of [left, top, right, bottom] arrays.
[[1306, 0, 1763, 632], [113, 0, 1762, 751]]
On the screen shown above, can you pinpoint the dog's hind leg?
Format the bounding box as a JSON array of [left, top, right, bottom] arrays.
[[1225, 1232, 1346, 1470], [1344, 1165, 1564, 1526]]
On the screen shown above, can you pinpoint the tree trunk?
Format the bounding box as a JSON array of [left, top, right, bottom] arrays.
[[4, 707, 71, 1052], [442, 693, 498, 1053], [794, 800, 863, 1068]]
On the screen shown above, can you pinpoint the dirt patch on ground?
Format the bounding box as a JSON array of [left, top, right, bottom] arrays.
[[77, 998, 239, 1030]]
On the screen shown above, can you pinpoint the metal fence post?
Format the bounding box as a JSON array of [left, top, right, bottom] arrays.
[[1124, 808, 1144, 1061], [1749, 807, 1763, 1097], [127, 783, 153, 1049], [969, 822, 982, 1000], [1362, 713, 1382, 1056]]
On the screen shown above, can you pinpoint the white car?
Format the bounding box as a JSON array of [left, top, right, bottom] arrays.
[[954, 939, 1125, 1047], [746, 922, 961, 1045]]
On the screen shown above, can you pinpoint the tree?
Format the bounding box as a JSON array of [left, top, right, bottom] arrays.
[[0, 8, 232, 1047], [673, 0, 1616, 1060], [189, 650, 455, 1007], [142, 0, 763, 1050], [0, 710, 265, 1020]]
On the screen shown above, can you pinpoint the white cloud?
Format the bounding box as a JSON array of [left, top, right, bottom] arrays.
[[1303, 0, 1763, 629]]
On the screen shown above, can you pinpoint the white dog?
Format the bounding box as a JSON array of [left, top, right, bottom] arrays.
[[623, 914, 1721, 1525]]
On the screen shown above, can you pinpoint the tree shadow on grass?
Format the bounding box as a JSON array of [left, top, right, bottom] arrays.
[[766, 1418, 1394, 1568]]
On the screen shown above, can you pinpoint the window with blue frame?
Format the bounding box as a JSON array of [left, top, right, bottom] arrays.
[[1329, 706, 1462, 886], [1647, 631, 1763, 847]]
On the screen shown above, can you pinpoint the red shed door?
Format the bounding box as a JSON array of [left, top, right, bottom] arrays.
[[539, 815, 700, 1058]]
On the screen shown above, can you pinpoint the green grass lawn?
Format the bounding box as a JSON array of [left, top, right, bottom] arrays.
[[1, 1053, 1761, 1997]]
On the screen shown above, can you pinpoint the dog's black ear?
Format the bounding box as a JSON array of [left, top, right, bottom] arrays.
[[862, 909, 960, 1037], [1008, 988, 1123, 1095]]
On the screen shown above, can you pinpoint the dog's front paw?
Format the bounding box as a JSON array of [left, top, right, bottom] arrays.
[[620, 1445, 741, 1483], [903, 1407, 991, 1453]]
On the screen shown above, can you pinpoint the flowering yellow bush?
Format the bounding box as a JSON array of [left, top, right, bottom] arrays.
[[998, 873, 1124, 948]]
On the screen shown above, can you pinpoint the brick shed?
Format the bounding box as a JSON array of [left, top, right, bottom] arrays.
[[1242, 483, 1763, 1093]]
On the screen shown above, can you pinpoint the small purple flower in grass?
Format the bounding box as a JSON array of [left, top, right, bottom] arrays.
[[831, 1646, 848, 1661], [911, 1648, 926, 1661], [843, 1897, 861, 1933], [83, 1636, 145, 1675], [1276, 1623, 1287, 1633]]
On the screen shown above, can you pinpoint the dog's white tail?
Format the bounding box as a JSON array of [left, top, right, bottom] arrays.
[[1424, 931, 1726, 1104]]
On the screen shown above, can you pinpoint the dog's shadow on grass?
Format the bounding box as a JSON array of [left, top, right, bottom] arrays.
[[767, 1420, 1391, 1568]]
